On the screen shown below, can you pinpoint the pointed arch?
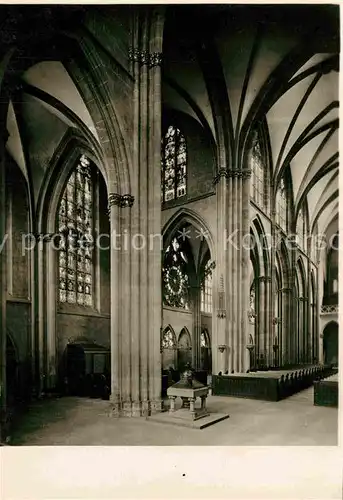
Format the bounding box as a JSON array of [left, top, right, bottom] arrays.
[[162, 207, 215, 257], [248, 118, 272, 211], [37, 132, 108, 235], [178, 327, 192, 347], [279, 239, 291, 287], [251, 215, 270, 277], [274, 165, 294, 233], [296, 256, 307, 296], [177, 327, 193, 371], [161, 324, 177, 371], [161, 325, 177, 349]]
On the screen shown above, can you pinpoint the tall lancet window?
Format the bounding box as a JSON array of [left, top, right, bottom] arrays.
[[201, 260, 214, 313], [276, 176, 288, 231], [250, 129, 265, 208], [58, 154, 94, 306], [161, 125, 187, 202], [296, 206, 306, 250]]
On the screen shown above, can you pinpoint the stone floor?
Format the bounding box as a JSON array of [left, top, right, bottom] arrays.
[[8, 386, 338, 446]]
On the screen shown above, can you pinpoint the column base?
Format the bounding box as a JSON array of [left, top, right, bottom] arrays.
[[109, 399, 164, 417], [150, 399, 164, 414]]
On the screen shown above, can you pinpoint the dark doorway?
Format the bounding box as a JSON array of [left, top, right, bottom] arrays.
[[323, 322, 338, 367], [6, 335, 20, 408]]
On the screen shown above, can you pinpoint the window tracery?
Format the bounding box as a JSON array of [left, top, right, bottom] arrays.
[[161, 125, 187, 202], [296, 206, 306, 250], [250, 130, 265, 208], [201, 260, 213, 313], [162, 328, 176, 349], [58, 154, 93, 306], [276, 176, 287, 231]]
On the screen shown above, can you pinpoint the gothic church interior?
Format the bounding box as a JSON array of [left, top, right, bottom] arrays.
[[0, 4, 339, 442]]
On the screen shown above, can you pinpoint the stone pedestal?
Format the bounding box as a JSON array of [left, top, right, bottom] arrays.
[[167, 385, 209, 421]]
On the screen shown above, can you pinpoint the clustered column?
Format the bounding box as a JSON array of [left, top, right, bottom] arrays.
[[213, 167, 228, 374], [281, 287, 292, 365], [191, 284, 202, 370], [108, 41, 164, 417], [35, 233, 57, 394], [218, 169, 251, 374], [263, 276, 272, 366]]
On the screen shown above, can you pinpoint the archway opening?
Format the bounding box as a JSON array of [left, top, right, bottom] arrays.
[[162, 218, 214, 379], [323, 322, 338, 367]]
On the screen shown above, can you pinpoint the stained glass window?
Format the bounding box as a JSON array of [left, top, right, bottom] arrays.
[[162, 327, 176, 349], [161, 125, 187, 203], [250, 130, 265, 208], [201, 260, 213, 313], [296, 206, 305, 250], [58, 154, 93, 306], [162, 235, 190, 309], [276, 177, 287, 231]]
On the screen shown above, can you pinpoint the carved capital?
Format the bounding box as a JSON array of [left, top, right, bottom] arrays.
[[120, 194, 135, 208], [217, 309, 226, 319], [242, 169, 252, 180], [213, 168, 228, 185], [149, 52, 163, 68], [129, 47, 149, 66], [108, 193, 134, 211], [230, 170, 243, 179], [108, 193, 122, 209], [298, 296, 308, 302], [213, 168, 247, 184]]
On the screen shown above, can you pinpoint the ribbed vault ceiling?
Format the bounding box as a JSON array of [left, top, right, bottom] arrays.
[[162, 4, 339, 237]]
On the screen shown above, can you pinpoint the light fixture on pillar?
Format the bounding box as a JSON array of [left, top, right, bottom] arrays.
[[217, 274, 226, 318], [246, 335, 255, 372], [218, 344, 227, 353], [272, 328, 280, 369]]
